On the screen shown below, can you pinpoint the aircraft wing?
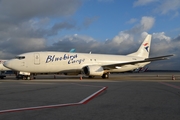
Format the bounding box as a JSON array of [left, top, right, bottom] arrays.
[[102, 54, 174, 69]]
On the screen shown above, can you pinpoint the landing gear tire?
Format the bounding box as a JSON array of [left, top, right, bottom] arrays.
[[22, 76, 27, 80], [16, 74, 34, 80], [102, 73, 109, 79], [27, 76, 31, 80]]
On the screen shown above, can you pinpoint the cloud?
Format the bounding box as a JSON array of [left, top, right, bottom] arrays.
[[105, 17, 154, 48], [0, 0, 82, 58], [152, 32, 171, 42], [0, 0, 82, 22], [0, 17, 79, 55], [150, 33, 180, 70], [140, 16, 155, 31], [156, 0, 180, 14], [111, 32, 133, 46], [49, 16, 155, 54], [133, 0, 158, 7], [51, 21, 77, 36], [47, 34, 99, 52], [83, 17, 99, 28], [126, 18, 138, 24], [151, 33, 172, 55], [0, 0, 81, 36], [126, 16, 155, 34], [0, 37, 46, 55], [134, 0, 180, 16]]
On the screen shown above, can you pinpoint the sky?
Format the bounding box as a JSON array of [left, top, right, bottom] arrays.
[[0, 0, 180, 70]]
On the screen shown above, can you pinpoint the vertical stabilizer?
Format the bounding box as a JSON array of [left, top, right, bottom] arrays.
[[127, 34, 151, 58]]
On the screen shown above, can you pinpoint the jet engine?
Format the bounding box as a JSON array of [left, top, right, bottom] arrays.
[[83, 65, 104, 76]]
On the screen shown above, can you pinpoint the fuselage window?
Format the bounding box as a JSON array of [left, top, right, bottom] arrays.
[[15, 56, 25, 60]]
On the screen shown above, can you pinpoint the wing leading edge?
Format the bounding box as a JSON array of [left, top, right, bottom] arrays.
[[102, 54, 174, 69]]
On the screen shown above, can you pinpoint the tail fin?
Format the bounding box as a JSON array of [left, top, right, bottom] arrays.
[[69, 48, 75, 53], [127, 34, 151, 58]]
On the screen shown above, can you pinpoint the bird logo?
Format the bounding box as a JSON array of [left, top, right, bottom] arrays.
[[143, 43, 149, 52]]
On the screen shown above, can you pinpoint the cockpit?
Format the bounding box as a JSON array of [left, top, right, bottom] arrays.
[[15, 56, 25, 60]]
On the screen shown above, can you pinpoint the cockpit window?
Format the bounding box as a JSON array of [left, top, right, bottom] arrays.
[[15, 56, 25, 60]]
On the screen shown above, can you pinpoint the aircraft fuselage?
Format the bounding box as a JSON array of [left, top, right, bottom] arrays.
[[4, 52, 148, 74]]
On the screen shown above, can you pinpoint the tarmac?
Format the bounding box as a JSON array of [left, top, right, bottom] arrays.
[[0, 72, 180, 120]]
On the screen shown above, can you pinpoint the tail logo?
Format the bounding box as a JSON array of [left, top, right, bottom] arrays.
[[143, 43, 149, 52]]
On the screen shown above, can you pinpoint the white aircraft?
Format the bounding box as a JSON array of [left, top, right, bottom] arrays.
[[0, 60, 11, 79], [0, 60, 10, 71], [3, 34, 173, 79]]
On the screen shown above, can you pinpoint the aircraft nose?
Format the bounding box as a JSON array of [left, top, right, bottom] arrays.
[[3, 61, 11, 69]]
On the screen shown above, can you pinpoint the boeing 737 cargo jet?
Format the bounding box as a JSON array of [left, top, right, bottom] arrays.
[[3, 34, 173, 79]]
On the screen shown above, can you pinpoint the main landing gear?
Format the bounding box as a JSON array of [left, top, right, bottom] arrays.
[[101, 73, 109, 79], [16, 74, 35, 80]]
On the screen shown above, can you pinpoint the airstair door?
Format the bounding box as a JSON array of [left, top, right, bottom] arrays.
[[34, 53, 40, 65]]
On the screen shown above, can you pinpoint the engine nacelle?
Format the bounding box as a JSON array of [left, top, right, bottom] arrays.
[[83, 65, 104, 76]]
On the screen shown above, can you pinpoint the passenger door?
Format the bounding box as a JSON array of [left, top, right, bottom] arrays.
[[34, 53, 40, 65]]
